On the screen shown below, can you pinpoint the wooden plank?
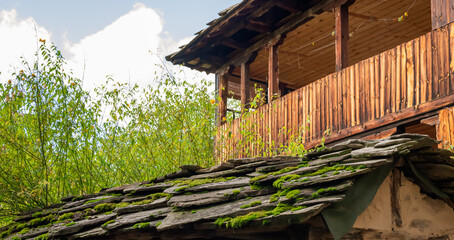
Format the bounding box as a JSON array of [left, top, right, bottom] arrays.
[[310, 83, 315, 141], [355, 63, 360, 125], [384, 50, 391, 115], [420, 34, 428, 104], [375, 55, 381, 118], [343, 68, 350, 127], [337, 72, 343, 132], [390, 48, 397, 113], [350, 67, 355, 126], [268, 43, 280, 102], [396, 45, 402, 112], [401, 43, 407, 110], [380, 52, 386, 117], [369, 58, 375, 120], [241, 62, 251, 114], [362, 128, 398, 140], [432, 29, 440, 99], [364, 59, 371, 122], [445, 107, 454, 146], [316, 80, 321, 138], [414, 37, 421, 106], [320, 78, 326, 137], [335, 3, 349, 72], [431, 0, 440, 30], [406, 41, 415, 108], [427, 32, 434, 101], [328, 74, 334, 132], [439, 26, 450, 97], [449, 0, 454, 25], [450, 23, 454, 94]]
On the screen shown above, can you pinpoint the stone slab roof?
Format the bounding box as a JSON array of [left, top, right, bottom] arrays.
[[1, 134, 454, 240]]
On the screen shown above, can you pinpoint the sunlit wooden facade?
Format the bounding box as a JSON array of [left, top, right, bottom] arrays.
[[166, 0, 454, 160]]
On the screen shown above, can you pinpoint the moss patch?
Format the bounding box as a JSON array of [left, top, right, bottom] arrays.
[[94, 203, 115, 213], [215, 203, 300, 228], [57, 212, 74, 221], [101, 220, 115, 228], [65, 222, 76, 227], [146, 193, 172, 201], [240, 201, 262, 209], [35, 233, 49, 240], [133, 222, 150, 229]]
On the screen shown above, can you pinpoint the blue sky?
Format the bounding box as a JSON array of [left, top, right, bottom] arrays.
[[0, 1, 238, 89], [0, 1, 238, 48]]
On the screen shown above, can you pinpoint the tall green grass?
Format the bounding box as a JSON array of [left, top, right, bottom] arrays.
[[0, 41, 217, 224]]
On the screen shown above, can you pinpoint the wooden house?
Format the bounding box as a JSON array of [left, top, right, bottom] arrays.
[[167, 0, 454, 160]]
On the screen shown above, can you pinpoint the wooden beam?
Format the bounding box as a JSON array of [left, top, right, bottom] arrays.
[[245, 20, 273, 33], [316, 95, 454, 150], [335, 2, 349, 72], [221, 38, 249, 50], [217, 0, 335, 74], [218, 73, 228, 126], [241, 62, 251, 114], [275, 0, 304, 14], [268, 40, 280, 102]]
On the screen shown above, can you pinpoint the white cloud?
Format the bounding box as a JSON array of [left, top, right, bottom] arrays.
[[65, 3, 165, 90], [0, 9, 51, 82], [0, 3, 214, 92]]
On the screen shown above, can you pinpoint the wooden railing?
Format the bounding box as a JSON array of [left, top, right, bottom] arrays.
[[216, 23, 454, 160]]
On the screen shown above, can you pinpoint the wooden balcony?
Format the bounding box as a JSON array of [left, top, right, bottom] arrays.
[[216, 22, 454, 160]]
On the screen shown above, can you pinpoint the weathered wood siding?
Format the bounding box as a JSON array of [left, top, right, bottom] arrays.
[[216, 23, 454, 160], [437, 106, 454, 148], [431, 0, 454, 30]]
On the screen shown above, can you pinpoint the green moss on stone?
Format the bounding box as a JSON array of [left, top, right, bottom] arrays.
[[35, 233, 48, 240], [285, 189, 300, 199], [18, 227, 30, 234], [156, 221, 162, 227], [240, 201, 262, 209], [101, 220, 115, 228], [32, 211, 43, 218], [28, 214, 55, 228], [273, 174, 301, 189], [57, 212, 74, 221], [133, 222, 150, 229], [146, 193, 172, 201], [94, 203, 115, 213], [65, 222, 76, 227]]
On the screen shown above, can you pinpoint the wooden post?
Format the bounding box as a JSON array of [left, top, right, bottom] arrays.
[[241, 62, 251, 114], [335, 3, 349, 72], [218, 73, 228, 126], [268, 42, 280, 102]]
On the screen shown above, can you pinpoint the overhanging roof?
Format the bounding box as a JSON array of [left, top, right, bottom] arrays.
[[165, 0, 335, 73]]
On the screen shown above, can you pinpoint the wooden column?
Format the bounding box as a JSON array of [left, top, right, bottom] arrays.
[[241, 62, 251, 114], [335, 3, 349, 72], [218, 73, 228, 126], [268, 42, 280, 102], [431, 0, 454, 30]]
